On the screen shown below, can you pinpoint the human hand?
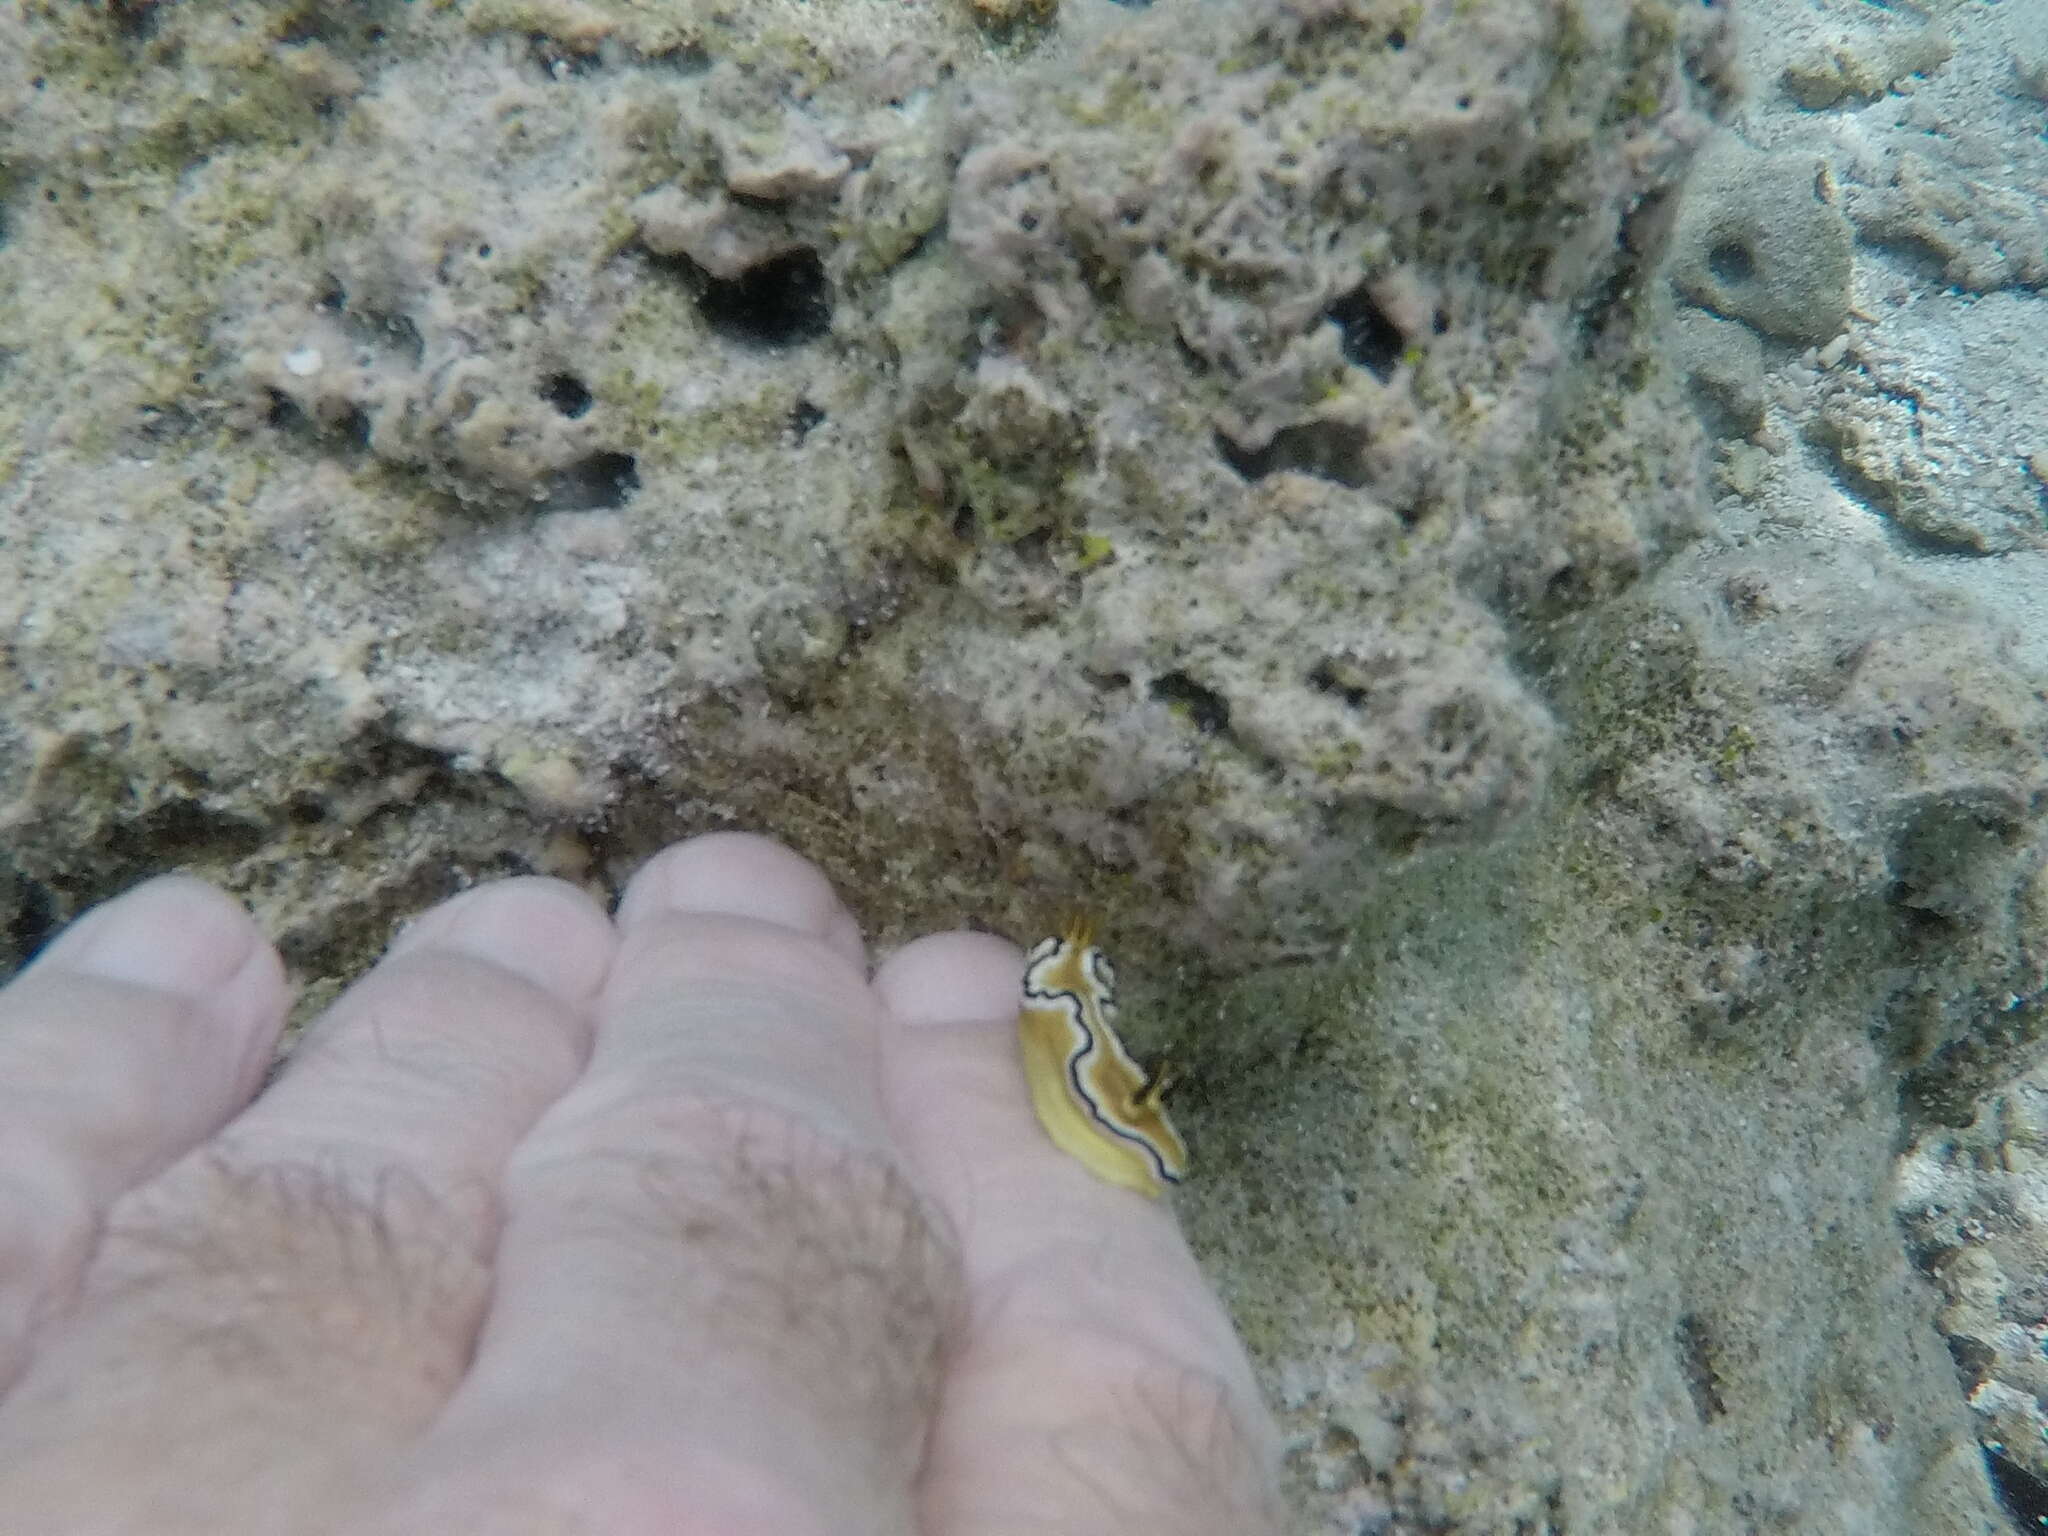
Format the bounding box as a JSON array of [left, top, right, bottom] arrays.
[[0, 833, 1281, 1534]]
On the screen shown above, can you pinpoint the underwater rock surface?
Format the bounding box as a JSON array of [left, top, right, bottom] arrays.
[[0, 0, 1728, 973], [5, 0, 2048, 1530]]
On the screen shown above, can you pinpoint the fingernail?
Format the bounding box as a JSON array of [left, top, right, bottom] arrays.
[[874, 933, 1024, 1028], [389, 877, 615, 1004], [616, 833, 858, 949], [38, 874, 263, 997], [385, 884, 606, 1003]]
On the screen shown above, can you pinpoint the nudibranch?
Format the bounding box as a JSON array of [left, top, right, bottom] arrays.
[[1017, 918, 1188, 1198]]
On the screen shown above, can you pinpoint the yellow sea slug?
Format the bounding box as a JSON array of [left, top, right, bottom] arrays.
[[1017, 918, 1188, 1198]]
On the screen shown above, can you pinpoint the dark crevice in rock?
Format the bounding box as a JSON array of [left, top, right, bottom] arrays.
[[788, 398, 826, 438], [370, 311, 425, 367], [1309, 658, 1369, 707], [528, 33, 604, 78], [109, 0, 164, 41], [337, 406, 373, 451], [542, 450, 640, 511], [541, 371, 593, 418], [681, 248, 833, 347], [264, 389, 305, 432], [649, 43, 712, 76], [1988, 1447, 2048, 1530], [1326, 282, 1407, 380], [4, 874, 58, 966], [1215, 421, 1368, 488], [1900, 993, 2048, 1129], [103, 798, 270, 865], [263, 390, 370, 453], [1946, 1332, 1996, 1389], [1675, 1313, 1728, 1421], [275, 0, 398, 49], [1150, 671, 1231, 735]]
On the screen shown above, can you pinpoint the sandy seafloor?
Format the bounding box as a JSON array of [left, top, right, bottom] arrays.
[[4, 0, 2048, 1530]]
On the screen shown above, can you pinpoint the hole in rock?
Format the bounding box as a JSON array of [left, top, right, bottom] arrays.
[[788, 399, 826, 438], [529, 33, 602, 78], [264, 390, 306, 432], [109, 0, 163, 40], [1309, 659, 1370, 708], [541, 372, 593, 418], [691, 248, 832, 346], [1215, 421, 1368, 488], [1326, 282, 1408, 380], [1708, 238, 1755, 285], [1150, 671, 1231, 735], [543, 451, 640, 511]]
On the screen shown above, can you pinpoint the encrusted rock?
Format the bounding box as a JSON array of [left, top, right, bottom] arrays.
[[1668, 138, 1854, 346]]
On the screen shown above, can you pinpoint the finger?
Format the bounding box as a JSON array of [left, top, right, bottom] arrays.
[[375, 834, 957, 1536], [218, 874, 614, 1238], [873, 933, 1282, 1536], [0, 874, 286, 1390], [0, 877, 615, 1536]]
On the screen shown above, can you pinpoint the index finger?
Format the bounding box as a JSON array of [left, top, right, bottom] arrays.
[[874, 932, 1282, 1535]]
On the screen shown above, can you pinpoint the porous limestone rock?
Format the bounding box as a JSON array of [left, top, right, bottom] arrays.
[[1780, 20, 1953, 111], [1673, 305, 1767, 439], [1667, 137, 1854, 346], [1806, 313, 2048, 556], [1847, 147, 2048, 296], [0, 0, 1734, 978], [1897, 1045, 2048, 1513]]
